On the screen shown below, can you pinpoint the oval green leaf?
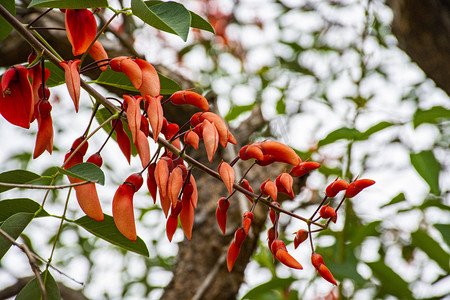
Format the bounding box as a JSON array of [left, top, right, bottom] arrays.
[[0, 198, 48, 222], [241, 277, 296, 300], [57, 162, 105, 185], [318, 127, 362, 147], [16, 270, 61, 300], [189, 11, 215, 34], [367, 260, 413, 299], [0, 212, 34, 260], [0, 169, 41, 193], [74, 214, 149, 256], [410, 150, 441, 195], [0, 0, 15, 40], [411, 230, 450, 272], [435, 224, 450, 248], [225, 103, 256, 122], [28, 0, 108, 9], [91, 68, 181, 95], [413, 106, 450, 128], [131, 0, 191, 41]]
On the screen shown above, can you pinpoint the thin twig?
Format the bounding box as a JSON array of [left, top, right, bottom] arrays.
[[0, 228, 46, 300], [0, 228, 83, 286], [0, 180, 98, 190]]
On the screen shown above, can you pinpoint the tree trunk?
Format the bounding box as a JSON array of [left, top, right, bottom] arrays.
[[387, 0, 450, 95]]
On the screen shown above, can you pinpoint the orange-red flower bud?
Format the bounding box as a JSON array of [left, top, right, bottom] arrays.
[[166, 200, 182, 242], [202, 119, 219, 162], [317, 264, 337, 286], [325, 179, 349, 198], [240, 179, 255, 202], [65, 9, 97, 56], [227, 241, 240, 272], [60, 60, 81, 112], [145, 95, 164, 142], [180, 185, 194, 241], [290, 161, 321, 177], [184, 129, 199, 150], [86, 152, 103, 167], [218, 161, 235, 194], [147, 163, 158, 204], [134, 58, 160, 97], [261, 178, 278, 201], [89, 41, 108, 71], [345, 178, 375, 198], [275, 172, 294, 198], [155, 157, 174, 216], [113, 183, 137, 241], [293, 229, 308, 249], [242, 211, 254, 235], [123, 95, 142, 144], [260, 141, 301, 166], [319, 204, 337, 222], [311, 253, 325, 269], [113, 119, 131, 164], [167, 165, 185, 207], [216, 197, 229, 234], [170, 90, 210, 111], [33, 100, 53, 158]]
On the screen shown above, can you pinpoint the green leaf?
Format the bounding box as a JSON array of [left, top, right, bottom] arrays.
[[410, 150, 441, 195], [413, 106, 450, 128], [159, 72, 182, 94], [241, 277, 296, 300], [0, 0, 15, 40], [45, 62, 66, 87], [16, 270, 61, 300], [367, 260, 413, 299], [435, 224, 450, 248], [0, 213, 34, 260], [91, 68, 138, 92], [28, 0, 108, 9], [57, 162, 105, 185], [0, 170, 41, 193], [225, 103, 256, 122], [91, 68, 181, 95], [0, 198, 48, 222], [318, 127, 362, 147], [74, 214, 149, 256], [359, 121, 393, 140], [275, 96, 286, 115], [381, 192, 406, 208], [411, 230, 450, 272], [131, 0, 191, 41], [350, 220, 381, 247], [189, 11, 215, 33]]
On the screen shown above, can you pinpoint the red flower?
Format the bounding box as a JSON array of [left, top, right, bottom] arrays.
[[89, 41, 108, 71], [0, 65, 33, 128], [345, 178, 375, 198], [112, 173, 144, 241], [169, 90, 210, 111], [33, 99, 53, 158], [60, 60, 81, 112], [65, 9, 97, 56], [218, 161, 235, 194]]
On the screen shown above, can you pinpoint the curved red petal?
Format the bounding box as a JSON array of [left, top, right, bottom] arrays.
[[112, 184, 137, 241], [65, 9, 97, 56]]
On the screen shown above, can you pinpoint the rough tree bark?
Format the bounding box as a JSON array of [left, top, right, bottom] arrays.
[[387, 0, 450, 96]]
